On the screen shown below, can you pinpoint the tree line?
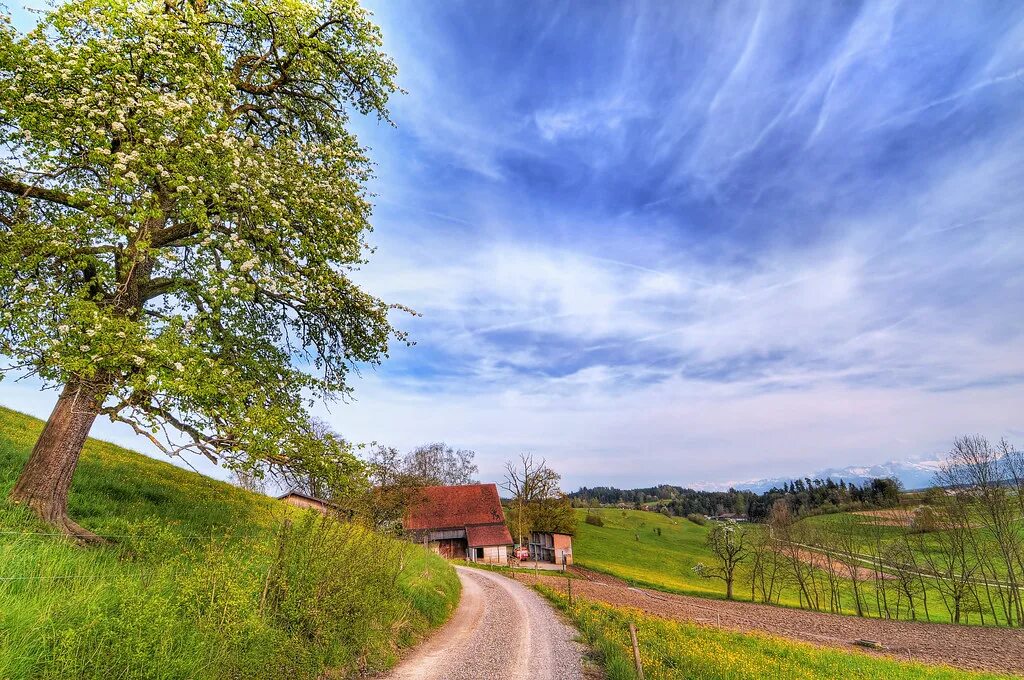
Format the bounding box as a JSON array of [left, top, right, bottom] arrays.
[[570, 476, 901, 520]]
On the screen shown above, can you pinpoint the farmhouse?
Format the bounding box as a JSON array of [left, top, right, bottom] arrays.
[[528, 531, 573, 565], [405, 483, 513, 564]]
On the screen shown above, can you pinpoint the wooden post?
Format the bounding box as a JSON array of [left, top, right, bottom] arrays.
[[567, 574, 573, 607], [629, 622, 644, 679]]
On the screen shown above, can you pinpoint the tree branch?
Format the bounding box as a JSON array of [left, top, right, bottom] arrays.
[[0, 175, 88, 210]]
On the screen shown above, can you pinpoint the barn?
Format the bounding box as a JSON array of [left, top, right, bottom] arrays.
[[405, 483, 513, 564]]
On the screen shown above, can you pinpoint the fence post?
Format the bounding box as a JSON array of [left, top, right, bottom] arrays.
[[567, 574, 573, 607], [629, 622, 644, 679]]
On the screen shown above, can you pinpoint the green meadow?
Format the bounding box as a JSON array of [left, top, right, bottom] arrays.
[[0, 406, 459, 679]]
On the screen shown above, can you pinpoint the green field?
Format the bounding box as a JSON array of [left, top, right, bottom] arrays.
[[538, 586, 1009, 680], [573, 508, 722, 596], [0, 406, 459, 679], [573, 507, 1019, 626]]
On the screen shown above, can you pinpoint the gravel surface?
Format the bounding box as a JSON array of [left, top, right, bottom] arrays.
[[384, 566, 587, 680], [527, 569, 1024, 676]]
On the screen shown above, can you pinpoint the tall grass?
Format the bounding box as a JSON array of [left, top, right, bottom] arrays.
[[0, 407, 459, 679], [536, 586, 1010, 680]]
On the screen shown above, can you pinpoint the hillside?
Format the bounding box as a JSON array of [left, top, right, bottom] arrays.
[[0, 406, 459, 679], [573, 507, 721, 597]]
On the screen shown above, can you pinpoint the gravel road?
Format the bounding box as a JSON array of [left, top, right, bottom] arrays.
[[384, 566, 586, 680]]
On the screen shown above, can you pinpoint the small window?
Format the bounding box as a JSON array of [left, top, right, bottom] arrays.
[[475, 547, 484, 559]]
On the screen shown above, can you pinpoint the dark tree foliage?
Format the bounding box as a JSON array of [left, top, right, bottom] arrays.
[[570, 476, 901, 522]]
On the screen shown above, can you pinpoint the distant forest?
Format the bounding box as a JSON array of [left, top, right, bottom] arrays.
[[569, 477, 901, 521]]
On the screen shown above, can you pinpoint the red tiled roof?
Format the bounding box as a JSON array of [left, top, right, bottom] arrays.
[[405, 483, 507, 530], [466, 523, 513, 547]]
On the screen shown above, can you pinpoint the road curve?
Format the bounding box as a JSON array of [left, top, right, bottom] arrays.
[[384, 566, 586, 680]]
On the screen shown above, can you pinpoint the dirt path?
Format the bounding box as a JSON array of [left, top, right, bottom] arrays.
[[383, 566, 587, 680], [526, 570, 1024, 676]]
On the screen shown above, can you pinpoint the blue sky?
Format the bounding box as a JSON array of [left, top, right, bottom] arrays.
[[3, 1, 1024, 490]]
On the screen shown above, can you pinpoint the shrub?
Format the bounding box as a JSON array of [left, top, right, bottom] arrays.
[[585, 514, 605, 527], [686, 513, 706, 526]]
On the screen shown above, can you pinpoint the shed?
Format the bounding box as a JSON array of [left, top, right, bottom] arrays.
[[528, 531, 574, 565]]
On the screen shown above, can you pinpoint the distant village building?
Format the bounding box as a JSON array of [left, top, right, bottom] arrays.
[[276, 490, 332, 514], [528, 531, 573, 565], [405, 483, 513, 564], [706, 512, 749, 522]]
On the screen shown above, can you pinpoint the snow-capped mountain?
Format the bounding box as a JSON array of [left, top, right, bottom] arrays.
[[697, 457, 943, 493]]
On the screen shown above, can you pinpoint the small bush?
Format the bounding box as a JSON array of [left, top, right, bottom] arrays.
[[686, 513, 706, 526], [585, 514, 604, 527]]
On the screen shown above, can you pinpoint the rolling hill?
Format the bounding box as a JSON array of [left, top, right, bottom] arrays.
[[0, 406, 458, 679]]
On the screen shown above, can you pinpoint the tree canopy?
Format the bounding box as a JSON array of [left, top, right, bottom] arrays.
[[0, 0, 404, 530]]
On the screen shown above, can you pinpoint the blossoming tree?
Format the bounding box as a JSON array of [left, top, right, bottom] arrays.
[[0, 0, 404, 540]]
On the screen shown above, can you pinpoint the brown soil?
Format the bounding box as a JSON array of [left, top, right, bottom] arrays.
[[523, 567, 1024, 676], [784, 546, 891, 581], [852, 508, 920, 527]]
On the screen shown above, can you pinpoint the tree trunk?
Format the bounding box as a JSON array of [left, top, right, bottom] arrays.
[[9, 377, 106, 542]]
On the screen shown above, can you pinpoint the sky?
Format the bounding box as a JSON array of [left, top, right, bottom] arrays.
[[3, 1, 1024, 491]]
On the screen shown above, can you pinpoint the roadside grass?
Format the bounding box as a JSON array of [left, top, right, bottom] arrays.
[[537, 586, 1010, 680], [0, 406, 459, 679], [574, 508, 1017, 626]]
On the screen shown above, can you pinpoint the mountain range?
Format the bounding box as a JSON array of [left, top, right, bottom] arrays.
[[693, 457, 943, 493]]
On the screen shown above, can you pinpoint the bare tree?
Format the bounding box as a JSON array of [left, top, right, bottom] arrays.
[[937, 435, 1024, 625], [814, 528, 845, 614], [404, 442, 478, 486], [769, 500, 820, 610], [502, 453, 567, 546], [748, 529, 783, 604], [231, 467, 266, 494], [1000, 439, 1024, 519], [694, 519, 750, 600], [832, 513, 868, 617], [919, 494, 982, 624]]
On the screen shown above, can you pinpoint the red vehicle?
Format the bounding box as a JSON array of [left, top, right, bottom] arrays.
[[513, 546, 530, 561]]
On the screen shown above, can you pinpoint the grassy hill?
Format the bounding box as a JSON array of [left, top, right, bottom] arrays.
[[0, 406, 459, 679], [573, 507, 721, 596]]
